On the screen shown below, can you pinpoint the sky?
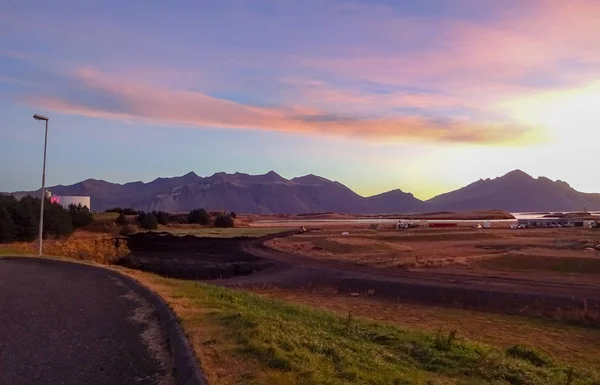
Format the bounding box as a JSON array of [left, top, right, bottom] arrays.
[[1, 0, 599, 200]]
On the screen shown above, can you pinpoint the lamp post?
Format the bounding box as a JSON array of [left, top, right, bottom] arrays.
[[33, 113, 49, 256]]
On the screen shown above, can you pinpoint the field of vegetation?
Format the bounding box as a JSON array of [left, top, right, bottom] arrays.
[[3, 198, 600, 384], [124, 270, 600, 385], [153, 226, 290, 238], [266, 227, 600, 275]]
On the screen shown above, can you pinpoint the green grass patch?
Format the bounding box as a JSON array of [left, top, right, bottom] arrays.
[[166, 280, 599, 385], [478, 254, 600, 274], [506, 345, 552, 368], [154, 227, 291, 238]]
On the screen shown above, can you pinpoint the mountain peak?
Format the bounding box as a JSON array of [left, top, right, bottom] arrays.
[[183, 171, 198, 178], [256, 170, 287, 182], [503, 169, 532, 179], [292, 174, 333, 185], [265, 170, 282, 177]]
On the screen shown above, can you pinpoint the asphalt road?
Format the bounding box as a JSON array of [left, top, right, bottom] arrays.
[[0, 258, 174, 385]]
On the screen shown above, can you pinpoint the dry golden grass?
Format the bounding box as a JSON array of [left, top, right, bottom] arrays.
[[267, 228, 600, 274], [6, 231, 129, 264]]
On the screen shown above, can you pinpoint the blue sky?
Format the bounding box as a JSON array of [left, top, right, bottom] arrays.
[[2, 0, 600, 199]]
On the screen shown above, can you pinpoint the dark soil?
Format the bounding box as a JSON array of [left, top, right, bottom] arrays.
[[123, 231, 600, 327]]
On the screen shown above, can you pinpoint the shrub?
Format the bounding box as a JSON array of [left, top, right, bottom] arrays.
[[68, 203, 93, 228], [214, 214, 234, 228], [506, 344, 551, 367], [188, 208, 211, 225], [116, 212, 128, 225], [105, 207, 123, 214], [120, 224, 137, 236], [153, 211, 169, 226], [122, 207, 138, 215], [138, 212, 159, 230], [230, 211, 238, 219]]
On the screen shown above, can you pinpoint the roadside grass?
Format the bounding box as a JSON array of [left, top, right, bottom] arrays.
[[0, 231, 129, 264], [155, 227, 291, 238], [0, 245, 29, 256], [124, 271, 599, 385], [251, 287, 600, 370], [477, 254, 600, 274]]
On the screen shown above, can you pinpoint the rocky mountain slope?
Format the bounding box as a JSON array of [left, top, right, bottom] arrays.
[[13, 171, 425, 213], [428, 170, 600, 212], [11, 169, 600, 213]]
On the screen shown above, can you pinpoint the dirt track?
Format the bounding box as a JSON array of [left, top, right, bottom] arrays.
[[126, 231, 600, 326]]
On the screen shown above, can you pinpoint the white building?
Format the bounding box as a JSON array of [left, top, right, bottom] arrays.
[[56, 196, 91, 210]]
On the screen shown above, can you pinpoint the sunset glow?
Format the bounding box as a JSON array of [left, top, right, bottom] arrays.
[[1, 0, 599, 197]]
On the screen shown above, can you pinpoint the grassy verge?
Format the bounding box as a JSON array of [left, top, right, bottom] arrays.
[[124, 270, 598, 385], [251, 288, 600, 370], [0, 245, 29, 256]]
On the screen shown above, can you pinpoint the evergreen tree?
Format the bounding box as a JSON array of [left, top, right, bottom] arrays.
[[214, 214, 234, 228], [0, 206, 16, 242], [188, 208, 210, 225], [153, 211, 170, 226], [139, 212, 158, 230], [68, 203, 93, 228], [116, 212, 128, 225], [44, 201, 74, 237]]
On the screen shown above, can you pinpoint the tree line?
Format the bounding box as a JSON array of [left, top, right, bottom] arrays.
[[0, 195, 93, 242], [108, 207, 237, 230]]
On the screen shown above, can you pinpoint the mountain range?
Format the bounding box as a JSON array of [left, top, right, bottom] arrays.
[[10, 170, 600, 214]]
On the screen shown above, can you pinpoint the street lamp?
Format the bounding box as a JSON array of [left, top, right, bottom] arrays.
[[33, 113, 49, 256]]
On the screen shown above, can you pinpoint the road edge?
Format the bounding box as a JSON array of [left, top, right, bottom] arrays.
[[0, 256, 208, 385]]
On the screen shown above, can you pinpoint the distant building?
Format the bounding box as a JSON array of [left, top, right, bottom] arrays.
[[47, 192, 91, 210], [517, 217, 595, 228]]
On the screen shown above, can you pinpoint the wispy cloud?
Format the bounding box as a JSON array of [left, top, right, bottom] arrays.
[[23, 68, 534, 144], [303, 0, 600, 94]]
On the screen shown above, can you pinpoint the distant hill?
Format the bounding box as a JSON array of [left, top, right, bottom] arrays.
[[10, 169, 600, 213], [427, 170, 600, 212], [12, 171, 426, 214]]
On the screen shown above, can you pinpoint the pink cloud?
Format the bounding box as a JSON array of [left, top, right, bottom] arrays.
[[25, 68, 534, 145], [303, 0, 600, 97], [278, 76, 465, 113]]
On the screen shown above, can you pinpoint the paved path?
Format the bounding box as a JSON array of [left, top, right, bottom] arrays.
[[0, 258, 175, 385]]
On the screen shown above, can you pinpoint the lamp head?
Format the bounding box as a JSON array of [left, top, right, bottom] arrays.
[[33, 114, 49, 121]]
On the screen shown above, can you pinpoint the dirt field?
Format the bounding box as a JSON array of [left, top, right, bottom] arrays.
[[266, 227, 600, 279], [121, 227, 600, 326]]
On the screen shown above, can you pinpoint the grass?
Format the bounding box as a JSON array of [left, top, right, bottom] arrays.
[[155, 227, 292, 238], [252, 287, 600, 370], [123, 271, 599, 385], [92, 212, 120, 221], [478, 254, 600, 274], [0, 245, 29, 256]]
